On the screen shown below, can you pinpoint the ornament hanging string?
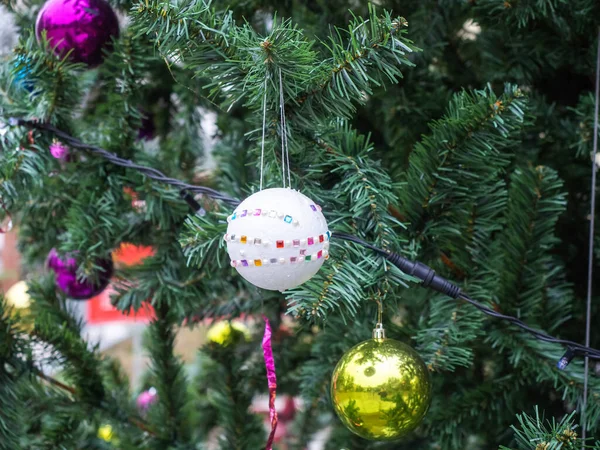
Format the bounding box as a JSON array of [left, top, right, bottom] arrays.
[[259, 75, 268, 191], [279, 68, 291, 189], [582, 26, 600, 445], [258, 69, 291, 190], [261, 315, 278, 450]]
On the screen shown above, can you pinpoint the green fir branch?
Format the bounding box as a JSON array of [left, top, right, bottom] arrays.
[[399, 84, 526, 249], [27, 277, 106, 407], [197, 340, 265, 450], [7, 34, 83, 128], [500, 407, 584, 450], [0, 297, 29, 449], [145, 304, 191, 448], [489, 165, 570, 322], [291, 5, 418, 126]]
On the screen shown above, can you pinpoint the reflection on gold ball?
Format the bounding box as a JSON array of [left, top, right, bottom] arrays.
[[330, 338, 431, 441], [5, 281, 31, 309], [207, 321, 250, 346]]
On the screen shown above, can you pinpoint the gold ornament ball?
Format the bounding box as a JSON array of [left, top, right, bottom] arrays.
[[207, 321, 251, 346], [97, 424, 113, 442], [5, 281, 32, 309], [330, 337, 431, 441]]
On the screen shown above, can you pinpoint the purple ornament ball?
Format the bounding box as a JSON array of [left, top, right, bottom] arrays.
[[47, 248, 113, 300], [49, 141, 69, 160], [35, 0, 119, 67]]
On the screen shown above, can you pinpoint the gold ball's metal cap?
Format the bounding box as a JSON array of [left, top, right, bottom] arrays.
[[372, 323, 386, 340]]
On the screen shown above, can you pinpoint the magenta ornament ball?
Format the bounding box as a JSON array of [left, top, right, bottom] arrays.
[[35, 0, 119, 67], [47, 248, 113, 300], [49, 141, 69, 160]]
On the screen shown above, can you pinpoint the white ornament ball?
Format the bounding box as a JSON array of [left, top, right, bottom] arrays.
[[225, 188, 330, 292]]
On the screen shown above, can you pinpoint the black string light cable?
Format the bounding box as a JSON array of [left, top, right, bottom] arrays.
[[5, 117, 600, 367], [8, 119, 240, 206], [333, 232, 600, 363]]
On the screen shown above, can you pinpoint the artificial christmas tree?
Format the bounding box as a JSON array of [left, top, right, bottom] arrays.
[[1, 0, 600, 449]]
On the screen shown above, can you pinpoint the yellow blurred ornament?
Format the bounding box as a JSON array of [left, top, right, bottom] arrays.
[[207, 320, 251, 346], [5, 281, 31, 309], [98, 424, 113, 442], [330, 324, 431, 441], [5, 281, 33, 331]]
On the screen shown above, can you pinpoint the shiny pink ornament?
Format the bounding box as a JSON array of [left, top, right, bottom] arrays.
[[35, 0, 119, 67], [47, 248, 113, 300], [262, 316, 278, 450], [137, 388, 158, 412], [49, 141, 69, 160]]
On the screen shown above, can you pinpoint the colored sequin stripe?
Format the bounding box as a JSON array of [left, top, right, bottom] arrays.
[[230, 249, 329, 267], [227, 209, 300, 226], [224, 230, 331, 248]]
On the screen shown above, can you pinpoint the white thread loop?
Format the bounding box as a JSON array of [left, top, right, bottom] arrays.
[[259, 75, 268, 191], [259, 69, 292, 191], [279, 68, 292, 189]]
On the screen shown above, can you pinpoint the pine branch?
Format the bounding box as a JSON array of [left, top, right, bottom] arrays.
[[145, 303, 191, 448], [27, 277, 106, 406], [399, 84, 526, 250], [0, 298, 28, 449], [180, 211, 229, 269], [1, 288, 154, 444], [196, 341, 265, 450], [473, 0, 599, 32], [474, 0, 564, 28], [485, 325, 600, 431], [6, 34, 83, 128], [500, 407, 584, 450], [286, 250, 368, 322], [310, 123, 405, 248], [417, 294, 483, 372], [425, 376, 521, 449], [291, 5, 418, 127], [134, 0, 418, 121], [489, 165, 570, 322], [571, 92, 597, 159], [85, 26, 152, 156]]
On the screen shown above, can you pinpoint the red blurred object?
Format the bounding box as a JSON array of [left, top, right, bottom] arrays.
[[87, 244, 155, 324], [87, 284, 154, 324], [113, 243, 155, 266], [279, 396, 296, 422]]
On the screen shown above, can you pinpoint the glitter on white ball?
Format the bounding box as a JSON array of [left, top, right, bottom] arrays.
[[225, 188, 330, 291]]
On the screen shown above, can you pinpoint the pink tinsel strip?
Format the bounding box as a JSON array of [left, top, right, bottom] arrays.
[[262, 315, 278, 450]]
